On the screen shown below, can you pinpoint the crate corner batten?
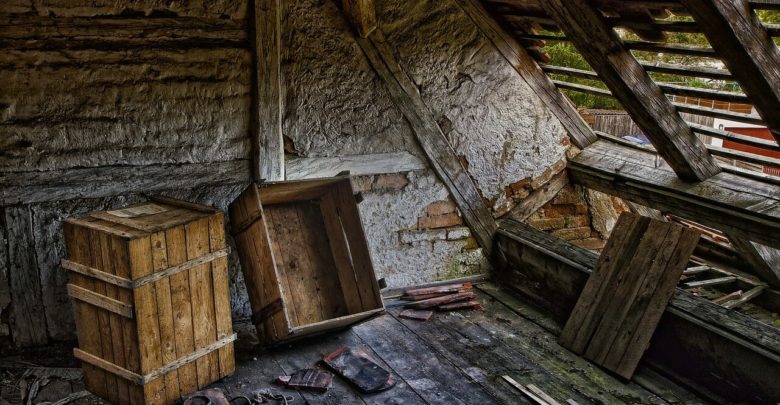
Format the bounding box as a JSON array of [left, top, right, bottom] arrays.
[[62, 197, 236, 405], [229, 176, 385, 346]]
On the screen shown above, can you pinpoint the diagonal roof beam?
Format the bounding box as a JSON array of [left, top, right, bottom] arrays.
[[541, 0, 721, 182], [681, 0, 780, 144]]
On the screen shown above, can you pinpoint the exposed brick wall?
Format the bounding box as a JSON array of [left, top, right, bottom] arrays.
[[526, 184, 628, 252]]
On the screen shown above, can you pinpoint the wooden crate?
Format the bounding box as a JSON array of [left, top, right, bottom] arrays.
[[229, 176, 384, 345], [61, 197, 236, 405]]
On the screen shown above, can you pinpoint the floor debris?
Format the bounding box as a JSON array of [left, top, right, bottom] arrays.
[[322, 347, 396, 393], [399, 309, 434, 321], [437, 300, 482, 311], [274, 368, 333, 392], [177, 388, 230, 405]]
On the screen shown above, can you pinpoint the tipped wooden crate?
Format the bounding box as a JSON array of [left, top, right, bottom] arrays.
[[62, 197, 235, 405], [229, 176, 384, 345]]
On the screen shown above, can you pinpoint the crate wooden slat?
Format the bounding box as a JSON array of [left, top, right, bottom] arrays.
[[229, 176, 384, 345], [62, 198, 235, 405]]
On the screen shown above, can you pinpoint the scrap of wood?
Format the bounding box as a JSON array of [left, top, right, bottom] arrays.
[[683, 276, 737, 289], [527, 384, 562, 405], [683, 265, 710, 276], [406, 292, 476, 309], [403, 282, 472, 297], [437, 300, 482, 311], [501, 375, 549, 405], [401, 292, 459, 301], [722, 286, 765, 309], [399, 309, 434, 321], [711, 290, 743, 305]]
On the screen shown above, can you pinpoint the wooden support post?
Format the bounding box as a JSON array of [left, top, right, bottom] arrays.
[[353, 30, 498, 255], [251, 0, 284, 181], [727, 233, 780, 288], [341, 0, 377, 38], [542, 0, 721, 182], [682, 0, 780, 143], [456, 0, 598, 150]]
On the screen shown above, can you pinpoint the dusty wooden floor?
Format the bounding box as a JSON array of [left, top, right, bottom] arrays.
[[1, 283, 708, 404]]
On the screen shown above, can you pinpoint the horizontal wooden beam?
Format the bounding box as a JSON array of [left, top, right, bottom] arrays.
[[285, 152, 427, 180], [0, 160, 251, 205], [495, 218, 780, 402], [568, 140, 780, 249]]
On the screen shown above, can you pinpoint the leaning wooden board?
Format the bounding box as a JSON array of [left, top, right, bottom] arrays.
[[229, 176, 384, 346], [62, 197, 235, 405], [559, 212, 700, 379]]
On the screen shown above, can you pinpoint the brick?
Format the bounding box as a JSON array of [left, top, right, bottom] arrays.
[[426, 200, 457, 216], [418, 212, 463, 229], [572, 238, 607, 250], [528, 217, 566, 231], [399, 229, 447, 245], [531, 159, 566, 189], [565, 215, 590, 228], [550, 226, 592, 241], [350, 176, 374, 193], [374, 173, 408, 190], [551, 186, 583, 205], [541, 204, 577, 218], [574, 203, 589, 215]]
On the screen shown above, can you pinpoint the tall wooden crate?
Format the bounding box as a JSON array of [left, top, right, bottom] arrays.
[[62, 198, 236, 405], [229, 176, 384, 346]]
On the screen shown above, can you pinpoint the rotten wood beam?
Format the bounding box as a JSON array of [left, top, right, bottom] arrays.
[[456, 0, 598, 150], [251, 0, 284, 181], [682, 0, 780, 144], [727, 233, 780, 288], [353, 30, 498, 255], [542, 0, 721, 182]]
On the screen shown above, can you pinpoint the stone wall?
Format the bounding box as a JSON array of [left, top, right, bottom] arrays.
[[0, 0, 573, 348]]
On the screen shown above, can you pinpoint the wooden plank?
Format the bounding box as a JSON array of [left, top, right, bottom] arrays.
[[5, 206, 48, 347], [568, 140, 780, 250], [727, 233, 780, 288], [320, 191, 364, 314], [128, 236, 167, 404], [682, 0, 780, 143], [110, 233, 145, 404], [683, 276, 737, 288], [542, 0, 721, 181], [61, 259, 133, 289], [252, 0, 283, 181], [354, 29, 498, 256], [509, 171, 569, 221], [341, 0, 377, 38], [456, 0, 598, 150], [184, 218, 217, 388], [132, 249, 228, 288], [73, 349, 143, 386], [98, 232, 131, 405], [0, 160, 251, 205], [165, 225, 198, 396], [208, 213, 235, 378], [149, 231, 180, 403], [285, 152, 426, 180], [66, 284, 134, 318], [722, 286, 766, 309]]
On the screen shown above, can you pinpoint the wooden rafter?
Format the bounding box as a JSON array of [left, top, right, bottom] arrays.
[[541, 0, 721, 182], [681, 0, 780, 144], [727, 233, 780, 288], [341, 0, 377, 38]]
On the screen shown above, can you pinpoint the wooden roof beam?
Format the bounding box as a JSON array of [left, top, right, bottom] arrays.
[[681, 0, 780, 144], [341, 0, 377, 38], [542, 0, 720, 182]]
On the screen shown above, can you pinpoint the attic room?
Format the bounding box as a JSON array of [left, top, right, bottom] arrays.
[[1, 0, 779, 404]]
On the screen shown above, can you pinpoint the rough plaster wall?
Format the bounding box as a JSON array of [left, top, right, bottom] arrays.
[[356, 171, 489, 287], [281, 0, 421, 158], [379, 0, 569, 209]]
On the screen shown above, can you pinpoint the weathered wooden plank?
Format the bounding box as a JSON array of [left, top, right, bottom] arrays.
[[508, 171, 569, 221], [0, 160, 251, 205], [682, 0, 780, 143], [568, 140, 780, 249], [341, 0, 377, 38], [354, 29, 498, 255], [495, 218, 780, 402], [251, 0, 283, 181], [5, 206, 48, 347], [285, 152, 426, 180], [542, 0, 721, 181], [456, 0, 598, 150]]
